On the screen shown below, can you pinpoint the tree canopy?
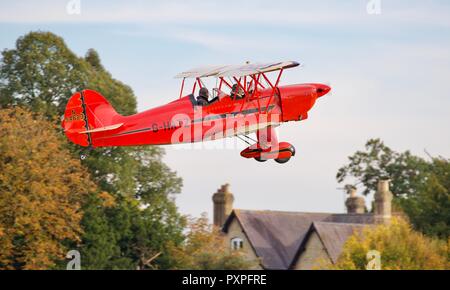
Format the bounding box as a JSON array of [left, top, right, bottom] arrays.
[[336, 138, 430, 198], [337, 138, 449, 239], [0, 107, 95, 269], [330, 218, 449, 270]]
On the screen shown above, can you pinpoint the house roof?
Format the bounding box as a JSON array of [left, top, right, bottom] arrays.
[[222, 209, 374, 270], [301, 222, 367, 266]]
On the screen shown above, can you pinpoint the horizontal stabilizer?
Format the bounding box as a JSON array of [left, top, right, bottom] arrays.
[[79, 123, 123, 134]]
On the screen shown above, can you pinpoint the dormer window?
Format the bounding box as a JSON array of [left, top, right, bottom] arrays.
[[230, 237, 243, 250]]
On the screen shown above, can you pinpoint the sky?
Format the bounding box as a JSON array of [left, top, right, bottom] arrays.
[[1, 0, 450, 218]]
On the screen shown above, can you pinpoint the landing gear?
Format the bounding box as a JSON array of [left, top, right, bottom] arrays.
[[244, 143, 296, 164], [241, 127, 296, 164]]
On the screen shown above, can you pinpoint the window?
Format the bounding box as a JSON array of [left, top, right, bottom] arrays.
[[230, 237, 244, 251]]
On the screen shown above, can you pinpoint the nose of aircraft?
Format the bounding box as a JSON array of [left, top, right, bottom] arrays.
[[314, 84, 331, 97]]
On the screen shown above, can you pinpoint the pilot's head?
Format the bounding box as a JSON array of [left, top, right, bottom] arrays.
[[199, 87, 209, 98], [232, 84, 244, 96]]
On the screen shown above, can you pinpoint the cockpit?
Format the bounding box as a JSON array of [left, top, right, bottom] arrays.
[[174, 61, 300, 108], [193, 82, 250, 107]]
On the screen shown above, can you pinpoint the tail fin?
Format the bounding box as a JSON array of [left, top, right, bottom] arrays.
[[62, 89, 123, 147]]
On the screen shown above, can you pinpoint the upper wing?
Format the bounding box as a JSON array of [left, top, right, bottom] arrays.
[[174, 65, 229, 79], [175, 61, 300, 79]]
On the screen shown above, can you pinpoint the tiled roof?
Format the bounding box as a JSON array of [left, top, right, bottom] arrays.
[[310, 222, 367, 264], [222, 209, 374, 269]]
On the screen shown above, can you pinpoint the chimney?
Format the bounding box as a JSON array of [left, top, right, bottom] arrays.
[[374, 179, 393, 224], [345, 186, 366, 214], [212, 183, 234, 228]]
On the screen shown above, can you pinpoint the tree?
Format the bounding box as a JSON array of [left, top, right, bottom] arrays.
[[399, 157, 450, 238], [337, 138, 449, 238], [167, 214, 258, 270], [64, 189, 186, 270], [336, 139, 429, 198], [114, 197, 186, 269], [0, 31, 180, 198], [85, 48, 104, 71], [0, 32, 86, 118], [0, 31, 185, 269], [330, 218, 449, 270], [72, 192, 133, 270], [0, 107, 96, 269]]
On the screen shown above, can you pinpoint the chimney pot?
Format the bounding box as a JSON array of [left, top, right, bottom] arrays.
[[345, 186, 366, 214]]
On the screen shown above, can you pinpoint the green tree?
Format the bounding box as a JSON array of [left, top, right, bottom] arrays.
[[107, 196, 186, 269], [0, 107, 95, 269], [85, 48, 104, 71], [0, 32, 86, 118], [399, 157, 450, 238], [337, 139, 429, 197], [330, 218, 449, 270], [337, 138, 449, 238], [73, 192, 133, 270]]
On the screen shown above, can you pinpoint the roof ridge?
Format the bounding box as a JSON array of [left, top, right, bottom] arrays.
[[233, 209, 337, 215], [313, 221, 369, 227]]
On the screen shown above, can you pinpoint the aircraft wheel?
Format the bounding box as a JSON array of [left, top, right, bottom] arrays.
[[254, 157, 267, 162], [275, 157, 291, 164]]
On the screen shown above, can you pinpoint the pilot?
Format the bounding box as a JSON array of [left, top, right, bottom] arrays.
[[231, 84, 245, 100], [197, 87, 210, 106]]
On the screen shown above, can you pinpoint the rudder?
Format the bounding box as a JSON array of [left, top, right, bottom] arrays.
[[62, 89, 122, 147]]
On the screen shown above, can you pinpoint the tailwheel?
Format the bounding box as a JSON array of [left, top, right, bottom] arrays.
[[80, 146, 93, 160], [275, 157, 291, 164]]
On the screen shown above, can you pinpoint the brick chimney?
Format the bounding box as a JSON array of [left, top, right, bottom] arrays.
[[345, 186, 366, 214], [374, 179, 393, 224], [212, 184, 234, 228]]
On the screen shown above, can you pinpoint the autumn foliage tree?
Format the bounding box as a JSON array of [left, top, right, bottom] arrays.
[[167, 214, 258, 270], [0, 107, 96, 269], [330, 219, 449, 270]]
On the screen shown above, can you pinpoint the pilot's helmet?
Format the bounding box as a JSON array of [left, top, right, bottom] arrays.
[[199, 87, 209, 98]]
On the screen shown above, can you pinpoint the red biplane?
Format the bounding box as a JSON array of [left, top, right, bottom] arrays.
[[62, 61, 330, 163]]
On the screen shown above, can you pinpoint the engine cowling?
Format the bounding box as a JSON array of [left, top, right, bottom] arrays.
[[278, 83, 330, 122]]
